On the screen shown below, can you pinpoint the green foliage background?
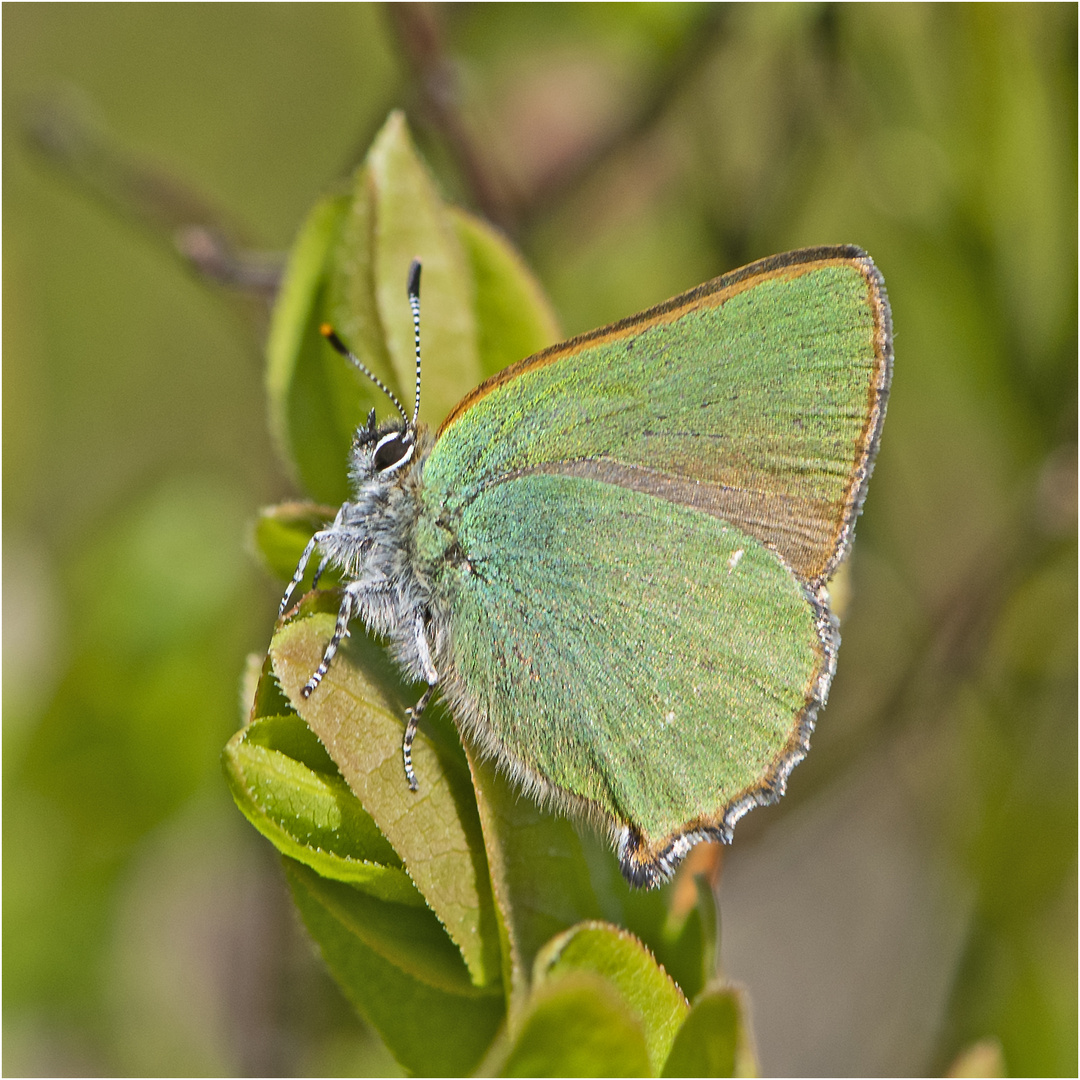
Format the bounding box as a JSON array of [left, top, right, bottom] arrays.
[[4, 5, 1075, 1076]]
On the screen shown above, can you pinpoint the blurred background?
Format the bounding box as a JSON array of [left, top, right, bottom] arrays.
[[4, 5, 1075, 1076]]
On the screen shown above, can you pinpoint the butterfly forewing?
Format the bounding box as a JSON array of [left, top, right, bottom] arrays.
[[431, 248, 891, 586]]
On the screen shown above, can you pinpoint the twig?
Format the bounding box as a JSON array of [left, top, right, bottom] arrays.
[[23, 97, 284, 299], [385, 4, 520, 230], [386, 4, 729, 235]]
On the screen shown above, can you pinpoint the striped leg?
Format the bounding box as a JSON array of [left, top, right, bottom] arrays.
[[280, 508, 348, 617], [310, 551, 333, 590], [300, 584, 359, 698], [403, 686, 434, 791], [279, 533, 321, 616]]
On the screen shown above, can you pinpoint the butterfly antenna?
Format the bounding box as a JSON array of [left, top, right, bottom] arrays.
[[320, 325, 409, 425], [407, 259, 422, 428]]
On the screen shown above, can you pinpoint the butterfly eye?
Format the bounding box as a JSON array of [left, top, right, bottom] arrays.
[[373, 432, 414, 474]]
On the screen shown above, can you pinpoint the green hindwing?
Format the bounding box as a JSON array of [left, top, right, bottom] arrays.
[[431, 474, 833, 884]]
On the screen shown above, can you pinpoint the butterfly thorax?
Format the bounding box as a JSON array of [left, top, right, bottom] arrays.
[[315, 420, 444, 686]]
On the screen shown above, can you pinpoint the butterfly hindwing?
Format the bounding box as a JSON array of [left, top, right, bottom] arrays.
[[430, 472, 833, 883]]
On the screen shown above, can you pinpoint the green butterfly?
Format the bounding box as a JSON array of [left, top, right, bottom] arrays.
[[279, 246, 893, 888]]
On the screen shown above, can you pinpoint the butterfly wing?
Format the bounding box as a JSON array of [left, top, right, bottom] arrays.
[[420, 247, 892, 884]]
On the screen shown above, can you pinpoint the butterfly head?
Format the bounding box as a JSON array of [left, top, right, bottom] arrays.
[[349, 407, 417, 485], [323, 258, 427, 491]]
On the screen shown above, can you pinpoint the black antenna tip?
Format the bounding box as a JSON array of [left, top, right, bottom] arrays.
[[407, 259, 421, 299]]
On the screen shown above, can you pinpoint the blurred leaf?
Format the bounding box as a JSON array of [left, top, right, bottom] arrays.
[[946, 1038, 1007, 1078], [223, 714, 424, 906], [286, 860, 504, 1076], [661, 984, 758, 1078], [271, 613, 502, 989], [492, 971, 652, 1078], [250, 500, 339, 583], [466, 748, 603, 1011], [451, 206, 562, 380], [534, 921, 688, 1074], [265, 190, 352, 502]]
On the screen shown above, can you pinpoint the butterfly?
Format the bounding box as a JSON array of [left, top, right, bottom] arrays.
[[278, 247, 893, 888]]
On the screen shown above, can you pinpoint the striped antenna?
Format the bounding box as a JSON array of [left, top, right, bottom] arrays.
[[320, 325, 409, 425], [407, 259, 422, 427]]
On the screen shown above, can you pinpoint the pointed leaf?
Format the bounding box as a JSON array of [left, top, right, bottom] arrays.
[[366, 111, 481, 427], [266, 190, 355, 501], [493, 971, 652, 1078], [535, 921, 688, 1074], [287, 861, 503, 1076], [451, 207, 562, 378], [326, 160, 397, 414], [661, 984, 758, 1078], [271, 613, 502, 988], [223, 714, 424, 906]]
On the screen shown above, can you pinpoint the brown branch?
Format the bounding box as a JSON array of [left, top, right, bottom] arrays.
[[23, 97, 283, 299], [385, 4, 521, 231], [386, 4, 729, 235]]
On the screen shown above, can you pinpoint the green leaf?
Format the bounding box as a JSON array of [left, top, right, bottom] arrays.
[[326, 159, 397, 420], [581, 829, 720, 1001], [534, 921, 689, 1074], [265, 190, 353, 502], [466, 748, 604, 1012], [661, 984, 758, 1078], [250, 500, 339, 582], [451, 207, 562, 379], [248, 648, 294, 724], [271, 613, 502, 989], [223, 714, 424, 906], [240, 708, 337, 772], [493, 972, 652, 1078], [286, 860, 504, 1077], [363, 111, 481, 428]]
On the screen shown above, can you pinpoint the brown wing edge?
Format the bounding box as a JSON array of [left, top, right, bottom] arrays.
[[815, 253, 894, 588], [438, 578, 839, 891], [617, 581, 838, 888]]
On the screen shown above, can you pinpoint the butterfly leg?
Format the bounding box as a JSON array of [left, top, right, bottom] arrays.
[[402, 612, 440, 790], [279, 507, 348, 616], [279, 533, 320, 616], [301, 582, 361, 698], [403, 686, 434, 791], [310, 551, 332, 590]]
